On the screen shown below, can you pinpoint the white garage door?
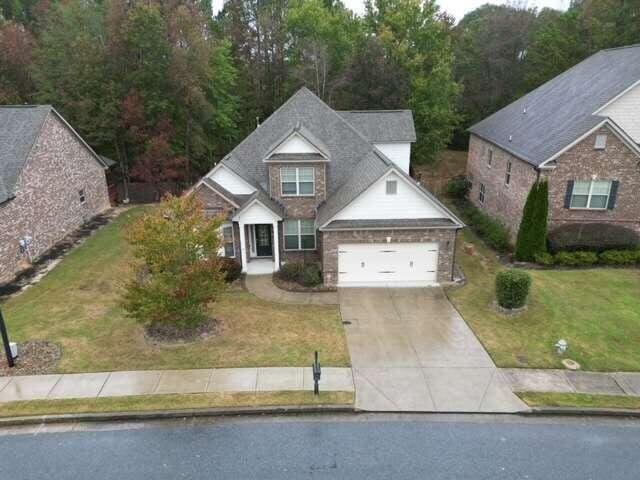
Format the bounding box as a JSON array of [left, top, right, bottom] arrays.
[[338, 243, 438, 287]]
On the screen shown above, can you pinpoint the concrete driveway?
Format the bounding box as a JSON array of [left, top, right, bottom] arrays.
[[340, 287, 527, 412]]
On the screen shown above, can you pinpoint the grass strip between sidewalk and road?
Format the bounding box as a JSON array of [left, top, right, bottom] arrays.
[[0, 391, 354, 418], [519, 392, 640, 410]]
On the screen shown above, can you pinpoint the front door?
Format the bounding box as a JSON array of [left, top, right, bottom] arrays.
[[255, 224, 273, 257]]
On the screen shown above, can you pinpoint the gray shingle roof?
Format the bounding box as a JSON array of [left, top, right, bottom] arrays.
[[337, 110, 416, 142], [322, 218, 457, 230], [0, 105, 51, 203], [469, 44, 640, 166]]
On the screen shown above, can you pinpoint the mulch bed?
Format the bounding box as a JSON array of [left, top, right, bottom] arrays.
[[143, 318, 221, 346], [272, 275, 336, 293], [0, 341, 62, 376]]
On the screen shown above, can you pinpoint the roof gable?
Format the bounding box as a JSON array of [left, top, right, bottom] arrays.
[[469, 44, 640, 166]]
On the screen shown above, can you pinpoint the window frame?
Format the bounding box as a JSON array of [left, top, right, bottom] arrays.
[[221, 223, 235, 258], [487, 149, 493, 168], [283, 219, 316, 251], [385, 179, 398, 195], [594, 134, 608, 150], [280, 166, 315, 197], [570, 180, 612, 210], [505, 161, 512, 186], [479, 183, 486, 204], [78, 189, 86, 204]]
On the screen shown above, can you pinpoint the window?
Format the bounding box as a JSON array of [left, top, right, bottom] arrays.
[[280, 167, 314, 196], [487, 149, 493, 167], [479, 183, 486, 204], [78, 189, 86, 204], [386, 180, 398, 195], [570, 180, 612, 209], [505, 161, 512, 185], [594, 134, 608, 150], [468, 173, 473, 189], [222, 224, 235, 257], [284, 219, 316, 250]]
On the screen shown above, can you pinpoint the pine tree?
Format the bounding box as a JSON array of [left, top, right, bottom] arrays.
[[515, 180, 549, 261]]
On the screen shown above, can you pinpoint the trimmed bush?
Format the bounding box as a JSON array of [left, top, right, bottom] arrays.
[[554, 251, 598, 267], [534, 252, 554, 266], [495, 269, 532, 309], [446, 176, 471, 199], [515, 180, 549, 261], [456, 201, 511, 252], [548, 223, 640, 253], [302, 263, 322, 287], [278, 261, 305, 282], [599, 250, 640, 266], [219, 257, 242, 282]]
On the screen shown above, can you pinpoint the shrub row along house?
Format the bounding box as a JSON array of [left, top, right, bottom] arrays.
[[467, 44, 640, 248], [0, 106, 111, 284], [192, 87, 463, 287]]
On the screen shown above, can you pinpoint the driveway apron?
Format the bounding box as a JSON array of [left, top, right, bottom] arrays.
[[340, 287, 527, 412]]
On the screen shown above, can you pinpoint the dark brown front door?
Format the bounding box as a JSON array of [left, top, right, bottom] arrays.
[[255, 224, 273, 257]]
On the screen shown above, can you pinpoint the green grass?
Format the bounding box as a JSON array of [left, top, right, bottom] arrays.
[[519, 392, 640, 410], [1, 207, 350, 373], [447, 229, 640, 371], [0, 391, 354, 418]]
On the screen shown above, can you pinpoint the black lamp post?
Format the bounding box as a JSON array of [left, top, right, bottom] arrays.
[[0, 308, 15, 368]]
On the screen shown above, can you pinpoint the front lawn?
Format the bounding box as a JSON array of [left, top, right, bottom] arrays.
[[2, 207, 350, 373], [448, 229, 640, 371]]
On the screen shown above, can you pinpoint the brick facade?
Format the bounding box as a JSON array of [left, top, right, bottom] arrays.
[[466, 128, 640, 241], [268, 163, 326, 218], [321, 228, 458, 287], [0, 113, 110, 283]]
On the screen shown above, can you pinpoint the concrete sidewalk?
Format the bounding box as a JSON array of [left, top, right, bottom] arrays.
[[502, 369, 640, 396], [0, 367, 354, 403]]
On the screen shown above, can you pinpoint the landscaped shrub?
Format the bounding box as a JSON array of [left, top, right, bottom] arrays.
[[515, 180, 548, 261], [219, 257, 242, 282], [599, 250, 640, 266], [279, 261, 305, 282], [446, 176, 471, 199], [554, 251, 598, 267], [302, 263, 322, 287], [548, 223, 640, 253], [495, 269, 532, 309], [534, 252, 554, 266], [455, 201, 511, 252]]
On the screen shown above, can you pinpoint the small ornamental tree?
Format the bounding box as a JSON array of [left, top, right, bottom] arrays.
[[515, 180, 549, 261], [122, 194, 226, 329]]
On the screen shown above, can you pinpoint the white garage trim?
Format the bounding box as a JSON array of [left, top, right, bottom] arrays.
[[338, 242, 439, 287]]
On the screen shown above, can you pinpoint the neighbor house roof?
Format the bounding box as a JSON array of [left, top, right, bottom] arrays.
[[469, 44, 640, 167], [0, 105, 108, 203], [337, 110, 417, 143]]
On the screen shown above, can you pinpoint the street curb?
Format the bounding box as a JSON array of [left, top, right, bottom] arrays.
[[0, 404, 356, 427], [526, 406, 640, 417]]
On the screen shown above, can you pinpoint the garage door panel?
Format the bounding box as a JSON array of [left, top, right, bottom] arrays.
[[338, 243, 438, 286]]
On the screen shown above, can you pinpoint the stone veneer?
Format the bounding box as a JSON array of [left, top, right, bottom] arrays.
[[467, 127, 640, 240], [0, 112, 110, 284], [321, 228, 458, 287]]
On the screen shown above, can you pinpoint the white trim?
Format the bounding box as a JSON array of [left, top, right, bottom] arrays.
[[232, 198, 282, 222], [262, 130, 330, 162], [539, 119, 640, 168], [319, 167, 464, 231], [569, 179, 612, 210], [593, 79, 640, 115], [202, 162, 257, 195], [280, 166, 315, 197]]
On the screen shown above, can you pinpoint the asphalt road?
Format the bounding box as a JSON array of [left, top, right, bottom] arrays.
[[1, 414, 640, 479]]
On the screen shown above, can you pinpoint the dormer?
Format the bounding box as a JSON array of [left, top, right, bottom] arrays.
[[263, 124, 331, 163]]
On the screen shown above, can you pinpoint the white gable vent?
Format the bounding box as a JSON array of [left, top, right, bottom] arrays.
[[595, 134, 607, 150]]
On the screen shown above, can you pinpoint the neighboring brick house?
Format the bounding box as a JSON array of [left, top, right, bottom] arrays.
[[0, 106, 110, 284], [467, 44, 640, 242], [191, 87, 464, 287]]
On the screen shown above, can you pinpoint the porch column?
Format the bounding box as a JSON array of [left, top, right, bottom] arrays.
[[238, 222, 247, 273], [272, 220, 280, 272]]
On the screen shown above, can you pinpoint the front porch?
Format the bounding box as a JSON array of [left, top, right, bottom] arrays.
[[233, 198, 282, 275]]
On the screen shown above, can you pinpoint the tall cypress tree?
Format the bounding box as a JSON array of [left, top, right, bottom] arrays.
[[515, 180, 549, 261]]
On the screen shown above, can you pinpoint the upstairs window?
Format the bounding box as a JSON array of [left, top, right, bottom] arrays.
[[594, 134, 608, 150], [78, 189, 86, 204], [386, 180, 398, 195], [281, 166, 314, 196], [487, 149, 493, 168], [284, 219, 316, 250], [570, 180, 612, 209], [505, 161, 512, 185]]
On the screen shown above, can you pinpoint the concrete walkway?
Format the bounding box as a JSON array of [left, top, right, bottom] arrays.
[[245, 274, 338, 305], [0, 367, 354, 403], [502, 368, 640, 396], [340, 288, 527, 413]]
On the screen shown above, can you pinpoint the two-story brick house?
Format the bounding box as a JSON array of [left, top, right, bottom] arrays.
[[467, 44, 640, 242], [0, 106, 110, 284], [191, 88, 464, 287]]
